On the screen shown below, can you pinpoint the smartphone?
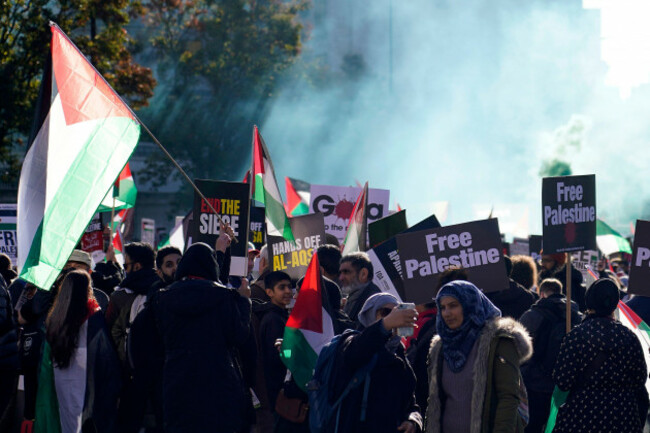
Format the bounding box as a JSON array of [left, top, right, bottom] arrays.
[[396, 303, 416, 337]]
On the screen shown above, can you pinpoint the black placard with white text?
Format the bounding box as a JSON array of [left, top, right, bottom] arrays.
[[542, 175, 596, 254], [191, 180, 250, 276], [249, 205, 266, 249], [268, 213, 326, 280], [628, 220, 650, 296], [368, 214, 441, 301], [397, 218, 508, 303]]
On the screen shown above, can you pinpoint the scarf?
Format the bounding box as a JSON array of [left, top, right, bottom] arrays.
[[436, 280, 501, 373]]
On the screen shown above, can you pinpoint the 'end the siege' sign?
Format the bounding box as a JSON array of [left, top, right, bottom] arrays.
[[191, 180, 250, 276], [542, 175, 596, 254], [397, 218, 508, 304]]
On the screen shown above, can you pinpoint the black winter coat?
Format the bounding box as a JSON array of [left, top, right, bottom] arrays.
[[82, 312, 123, 433], [258, 302, 289, 410], [330, 321, 423, 433], [485, 279, 536, 320], [553, 316, 649, 433], [519, 294, 581, 393], [407, 314, 437, 416], [0, 281, 18, 370], [155, 243, 252, 433]]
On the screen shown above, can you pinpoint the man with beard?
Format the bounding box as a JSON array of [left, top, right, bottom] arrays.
[[339, 252, 381, 329], [155, 246, 182, 287]]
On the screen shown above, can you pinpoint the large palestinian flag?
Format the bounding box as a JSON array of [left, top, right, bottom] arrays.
[[252, 126, 294, 241], [97, 163, 137, 212], [18, 23, 140, 290], [280, 253, 335, 391]]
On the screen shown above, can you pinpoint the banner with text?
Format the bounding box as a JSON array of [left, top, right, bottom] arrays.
[[397, 218, 508, 303], [269, 213, 326, 280], [0, 204, 17, 263], [309, 184, 390, 243], [368, 214, 441, 301], [542, 175, 596, 253], [249, 205, 266, 250], [628, 220, 650, 296], [529, 235, 543, 261], [191, 180, 250, 276]]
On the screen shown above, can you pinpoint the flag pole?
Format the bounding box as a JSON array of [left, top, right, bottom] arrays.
[[48, 22, 236, 244], [566, 253, 572, 333], [139, 124, 239, 244], [109, 196, 116, 249]]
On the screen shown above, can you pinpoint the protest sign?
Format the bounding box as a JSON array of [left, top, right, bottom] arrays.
[[510, 237, 529, 257], [81, 214, 105, 264], [628, 220, 650, 296], [529, 235, 543, 261], [397, 218, 508, 304], [368, 214, 441, 301], [571, 249, 599, 287], [309, 184, 390, 243], [249, 205, 266, 249], [369, 210, 407, 248], [0, 204, 17, 262], [268, 213, 326, 280], [542, 175, 596, 253], [141, 218, 156, 248], [191, 180, 250, 276]]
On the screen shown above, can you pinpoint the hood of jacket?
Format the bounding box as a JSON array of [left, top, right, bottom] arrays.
[[487, 280, 535, 307], [532, 294, 580, 317], [121, 268, 161, 295], [425, 317, 532, 433], [175, 243, 219, 282]]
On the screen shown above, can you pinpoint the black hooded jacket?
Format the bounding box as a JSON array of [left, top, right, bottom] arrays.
[[155, 243, 253, 433], [519, 294, 582, 393], [105, 268, 161, 364]]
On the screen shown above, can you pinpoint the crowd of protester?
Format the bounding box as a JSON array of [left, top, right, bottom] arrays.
[[0, 224, 648, 433]]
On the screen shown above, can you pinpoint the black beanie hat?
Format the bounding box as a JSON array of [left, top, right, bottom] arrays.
[[585, 278, 619, 317]]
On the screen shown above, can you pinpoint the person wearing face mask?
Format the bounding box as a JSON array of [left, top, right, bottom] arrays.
[[328, 292, 422, 433], [339, 252, 381, 329], [425, 280, 532, 433]]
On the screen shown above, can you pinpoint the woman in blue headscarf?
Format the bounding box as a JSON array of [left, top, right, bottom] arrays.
[[425, 280, 532, 433]]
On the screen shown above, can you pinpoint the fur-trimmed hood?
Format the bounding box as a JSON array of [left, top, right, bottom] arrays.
[[425, 317, 532, 433]]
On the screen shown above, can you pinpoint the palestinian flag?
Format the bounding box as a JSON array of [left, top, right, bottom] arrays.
[[597, 219, 632, 256], [617, 301, 650, 393], [252, 126, 294, 241], [97, 163, 137, 212], [285, 177, 310, 217], [341, 182, 369, 255], [280, 253, 335, 391], [18, 23, 140, 290]]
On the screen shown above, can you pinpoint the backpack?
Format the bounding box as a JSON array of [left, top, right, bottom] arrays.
[[533, 308, 571, 375], [125, 294, 147, 371], [307, 331, 378, 433]]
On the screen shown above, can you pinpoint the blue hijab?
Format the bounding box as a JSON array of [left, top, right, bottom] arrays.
[[435, 280, 501, 373]]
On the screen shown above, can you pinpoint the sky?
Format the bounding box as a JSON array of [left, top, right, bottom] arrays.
[[259, 0, 650, 238]]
